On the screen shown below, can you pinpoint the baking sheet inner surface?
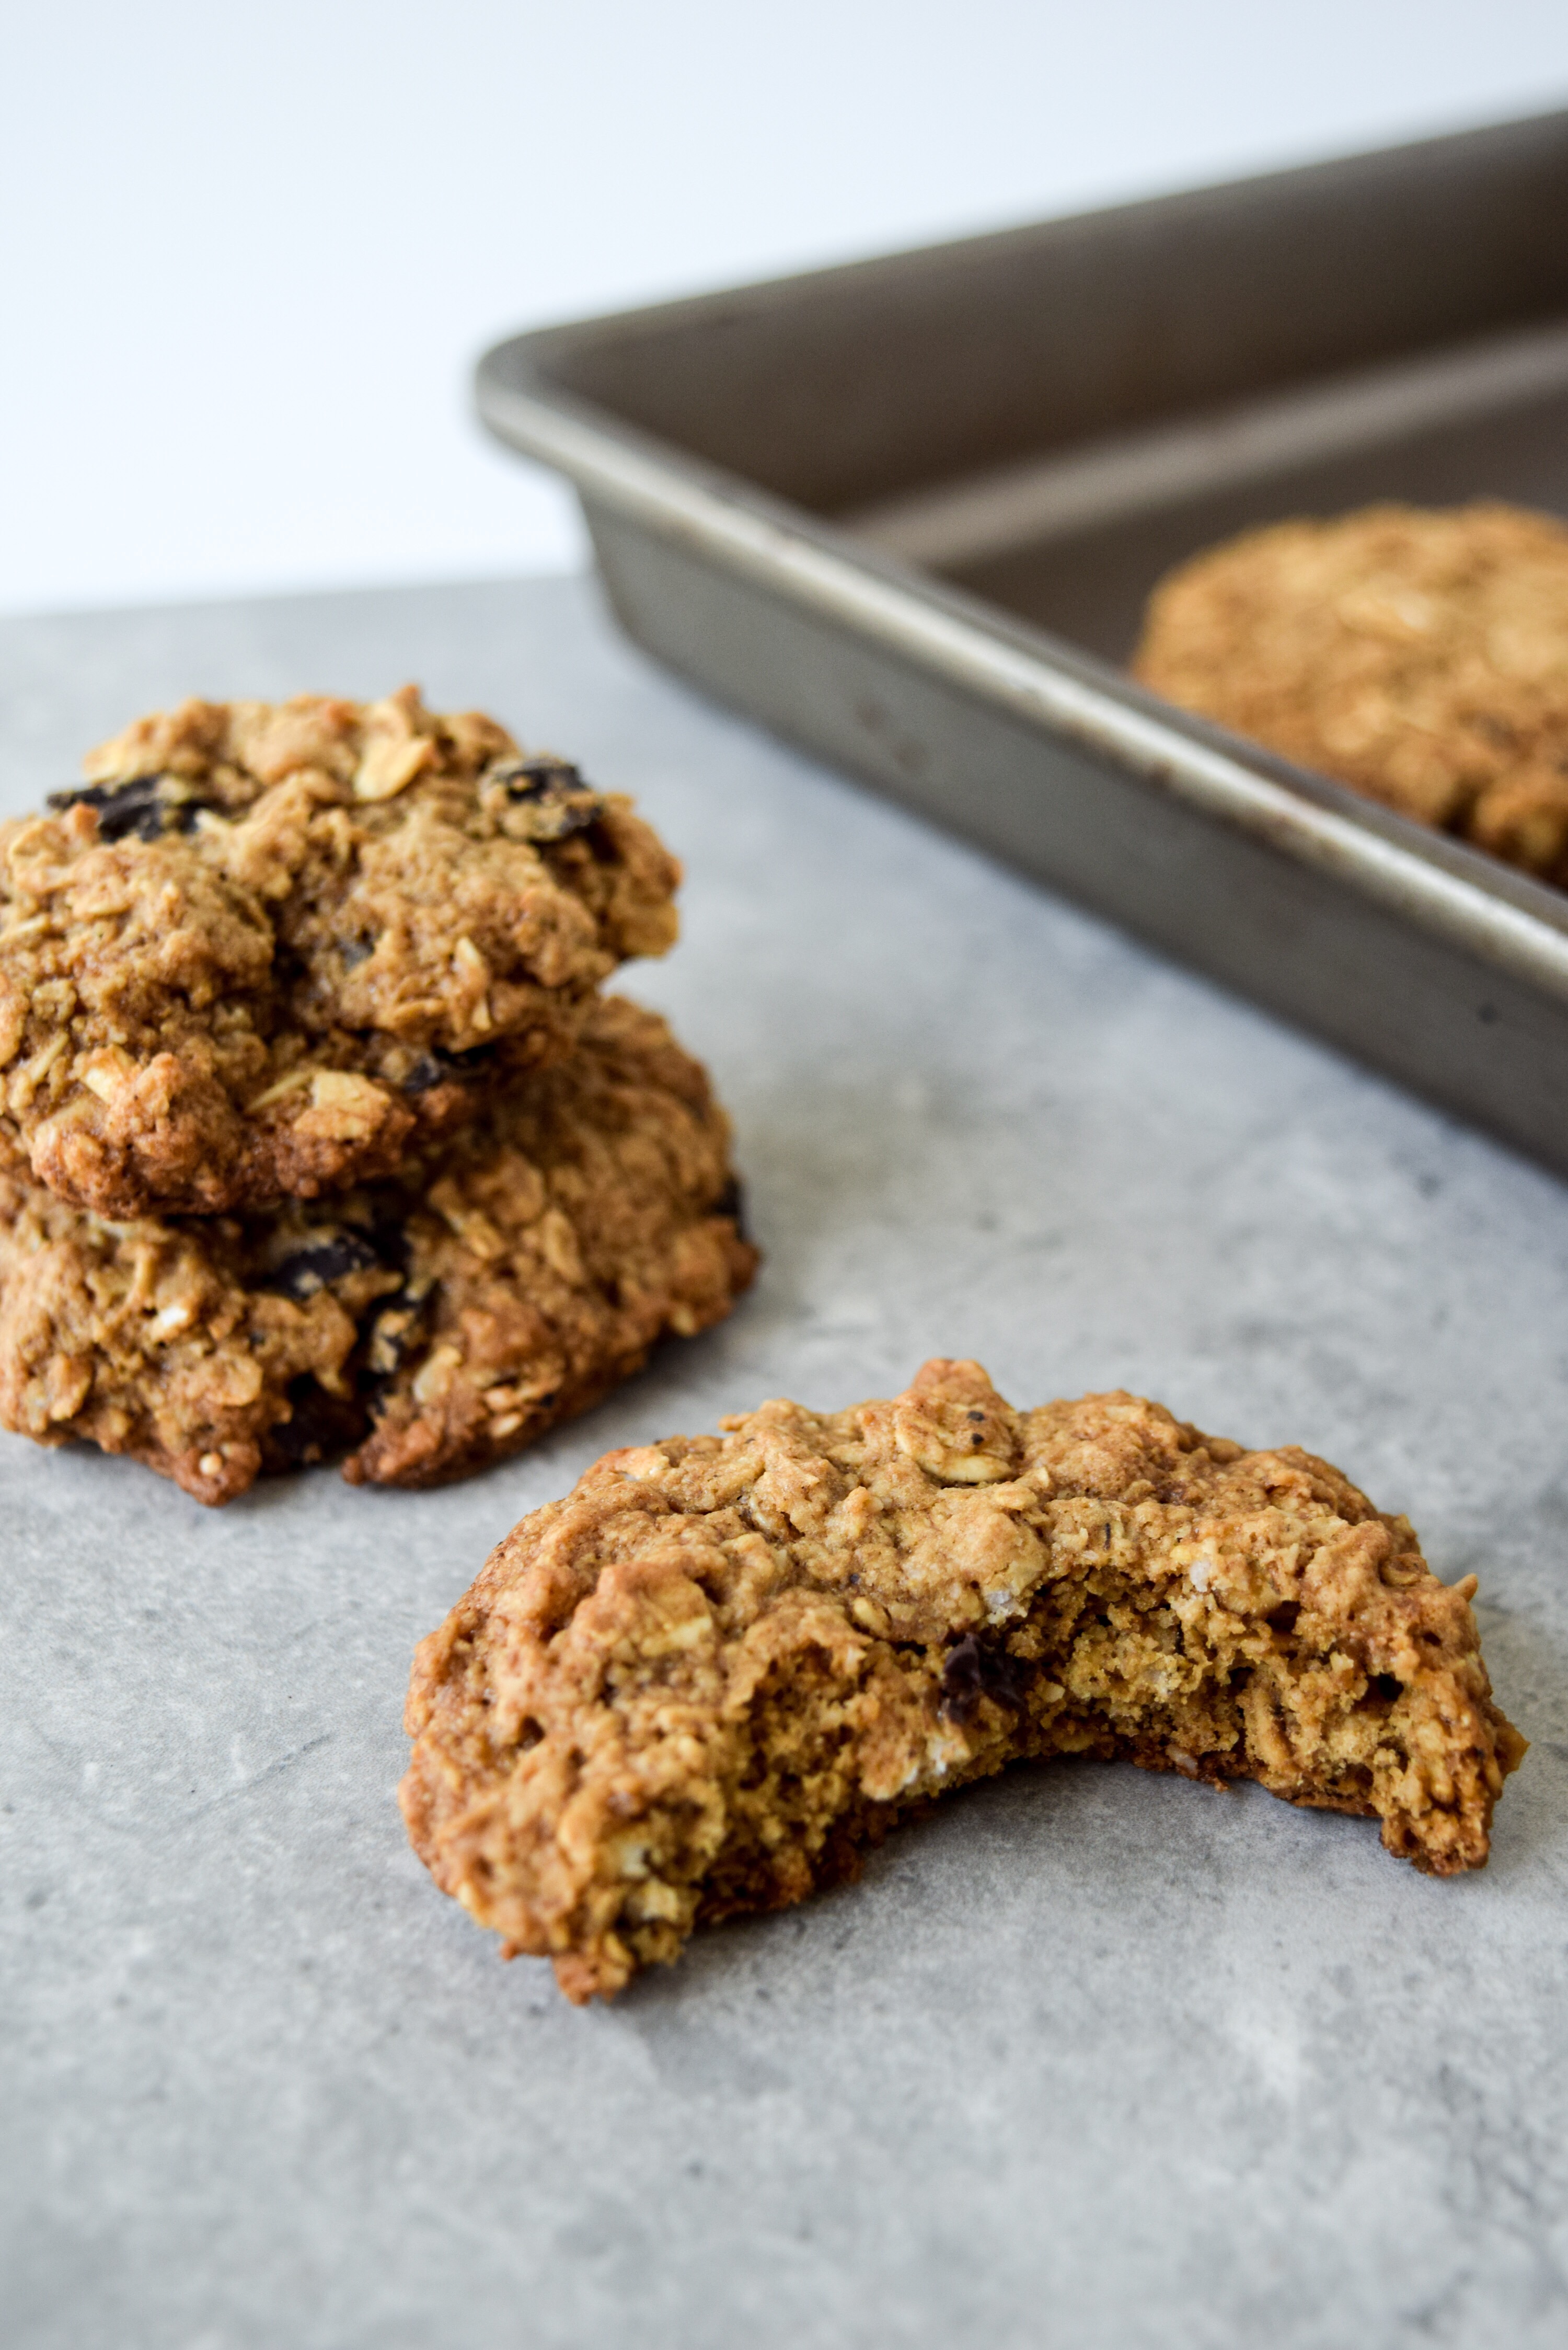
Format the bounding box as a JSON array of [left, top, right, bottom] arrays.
[[852, 351, 1568, 666]]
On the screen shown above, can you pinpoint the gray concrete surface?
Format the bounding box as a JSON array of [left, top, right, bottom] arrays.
[[3, 573, 1566, 2350]]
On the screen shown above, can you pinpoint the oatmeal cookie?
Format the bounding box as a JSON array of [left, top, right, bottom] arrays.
[[0, 687, 681, 1217], [1134, 502, 1568, 881], [402, 1358, 1525, 2002], [0, 998, 756, 1504]]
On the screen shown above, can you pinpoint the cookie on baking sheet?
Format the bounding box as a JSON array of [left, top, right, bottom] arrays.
[[1134, 501, 1568, 882], [0, 997, 756, 1504], [401, 1358, 1525, 2002], [0, 687, 681, 1218]]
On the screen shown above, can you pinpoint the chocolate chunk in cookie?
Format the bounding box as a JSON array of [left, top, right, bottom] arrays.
[[0, 998, 755, 1504], [401, 1359, 1524, 2002], [1, 688, 681, 1217]]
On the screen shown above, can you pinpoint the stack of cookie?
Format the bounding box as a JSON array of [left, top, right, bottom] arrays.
[[0, 688, 756, 1502]]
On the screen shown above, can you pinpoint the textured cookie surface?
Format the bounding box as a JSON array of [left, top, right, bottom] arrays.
[[1135, 502, 1568, 881], [402, 1358, 1525, 2002], [0, 688, 680, 1216], [0, 997, 756, 1503]]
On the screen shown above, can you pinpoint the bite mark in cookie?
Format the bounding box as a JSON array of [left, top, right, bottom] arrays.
[[0, 999, 755, 1503], [400, 1359, 1525, 2002], [1, 688, 681, 1216]]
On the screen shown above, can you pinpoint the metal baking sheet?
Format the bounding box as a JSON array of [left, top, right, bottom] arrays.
[[476, 107, 1568, 1177]]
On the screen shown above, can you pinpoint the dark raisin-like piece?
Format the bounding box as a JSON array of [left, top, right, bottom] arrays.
[[48, 774, 211, 842], [1373, 1672, 1404, 1703], [367, 1212, 412, 1272], [362, 1282, 434, 1385], [483, 754, 602, 840], [939, 1633, 1033, 1724], [1267, 1601, 1301, 1635], [401, 1043, 494, 1095], [710, 1174, 751, 1240], [264, 1230, 383, 1301], [263, 1378, 367, 1469], [491, 754, 586, 799]]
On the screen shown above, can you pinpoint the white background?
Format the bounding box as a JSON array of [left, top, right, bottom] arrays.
[[6, 0, 1567, 616]]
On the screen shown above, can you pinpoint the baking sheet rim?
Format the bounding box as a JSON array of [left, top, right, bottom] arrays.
[[478, 354, 1568, 1008]]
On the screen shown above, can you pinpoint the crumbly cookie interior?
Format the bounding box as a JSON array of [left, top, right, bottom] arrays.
[[401, 1359, 1524, 2003]]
